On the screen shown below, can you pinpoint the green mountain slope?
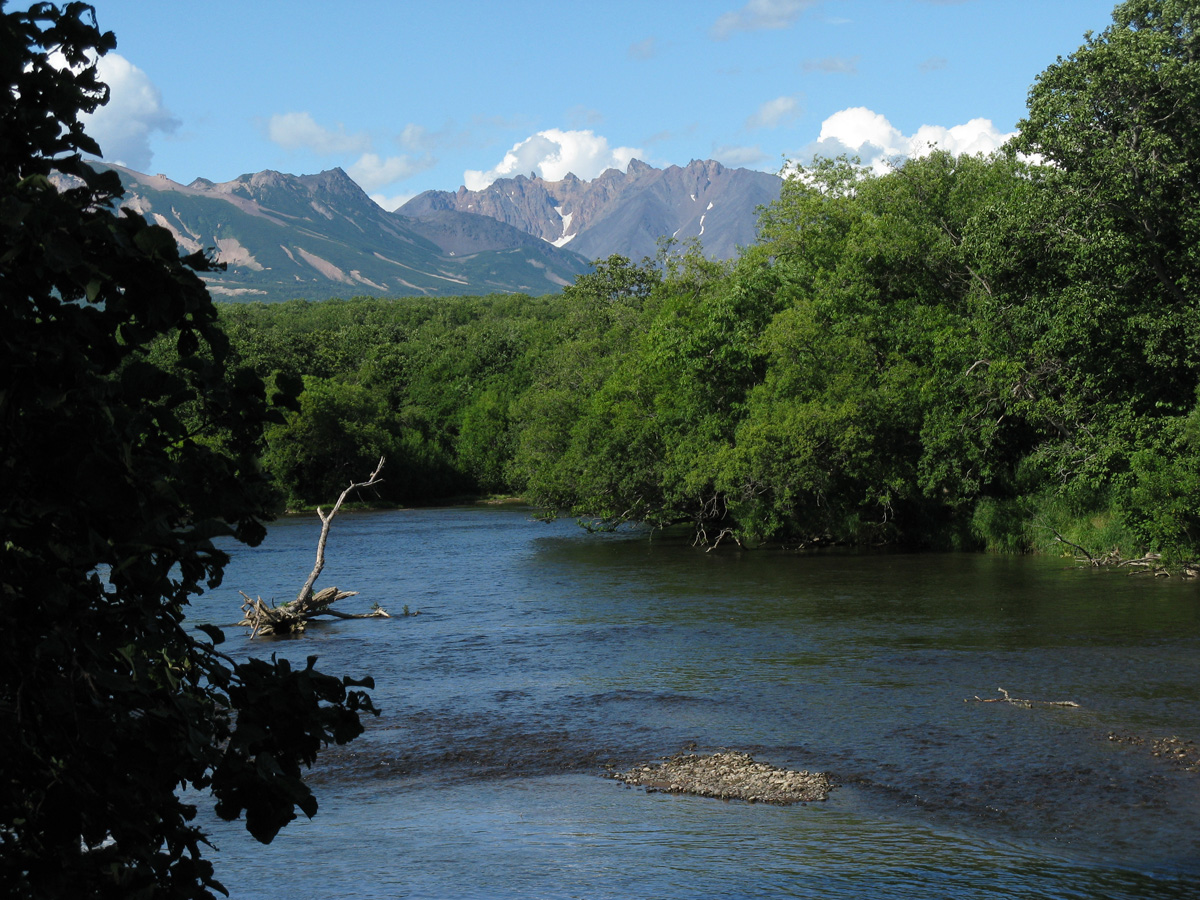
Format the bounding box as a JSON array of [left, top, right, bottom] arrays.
[[96, 164, 590, 301]]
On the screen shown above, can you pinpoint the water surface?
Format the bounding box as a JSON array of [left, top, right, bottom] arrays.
[[192, 508, 1200, 898]]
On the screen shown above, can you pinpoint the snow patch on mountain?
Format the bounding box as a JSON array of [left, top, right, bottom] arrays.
[[551, 205, 575, 246]]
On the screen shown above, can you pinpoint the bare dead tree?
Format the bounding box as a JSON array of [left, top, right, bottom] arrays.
[[239, 457, 391, 637]]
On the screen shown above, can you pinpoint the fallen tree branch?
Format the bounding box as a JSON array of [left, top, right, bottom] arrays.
[[965, 687, 1080, 709], [239, 458, 391, 636], [238, 587, 390, 637], [1037, 522, 1096, 564], [705, 527, 744, 552]]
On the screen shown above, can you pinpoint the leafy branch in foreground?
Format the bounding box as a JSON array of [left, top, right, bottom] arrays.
[[0, 4, 375, 897]]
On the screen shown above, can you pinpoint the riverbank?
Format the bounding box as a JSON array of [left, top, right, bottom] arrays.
[[280, 495, 528, 515]]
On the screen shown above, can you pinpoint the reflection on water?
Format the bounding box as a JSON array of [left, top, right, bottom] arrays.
[[192, 508, 1200, 899]]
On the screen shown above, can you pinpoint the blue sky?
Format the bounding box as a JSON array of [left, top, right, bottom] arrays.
[[79, 0, 1118, 209]]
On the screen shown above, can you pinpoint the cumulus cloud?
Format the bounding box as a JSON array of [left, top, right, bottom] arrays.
[[463, 129, 643, 190], [800, 106, 1013, 173], [907, 119, 1013, 157], [74, 53, 179, 171], [803, 55, 859, 74], [347, 153, 435, 191], [267, 111, 371, 155], [711, 0, 818, 39], [746, 95, 802, 130]]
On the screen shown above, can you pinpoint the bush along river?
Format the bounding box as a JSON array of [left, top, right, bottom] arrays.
[[192, 506, 1200, 899]]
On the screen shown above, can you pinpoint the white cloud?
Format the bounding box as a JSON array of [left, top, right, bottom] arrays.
[[371, 192, 417, 212], [909, 119, 1012, 157], [747, 95, 802, 130], [711, 0, 818, 39], [802, 106, 1013, 173], [817, 107, 902, 158], [267, 111, 371, 155], [464, 129, 643, 190], [347, 153, 434, 191], [75, 53, 179, 171]]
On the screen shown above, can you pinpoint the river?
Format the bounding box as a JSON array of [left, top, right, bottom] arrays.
[[192, 506, 1200, 899]]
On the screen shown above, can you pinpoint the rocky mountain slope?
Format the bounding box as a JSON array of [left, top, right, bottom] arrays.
[[90, 165, 591, 301], [400, 158, 781, 262], [73, 157, 780, 302]]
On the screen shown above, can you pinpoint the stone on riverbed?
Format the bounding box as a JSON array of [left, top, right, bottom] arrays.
[[609, 751, 833, 804]]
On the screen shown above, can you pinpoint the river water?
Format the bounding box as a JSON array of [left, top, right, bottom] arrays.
[[193, 507, 1200, 899]]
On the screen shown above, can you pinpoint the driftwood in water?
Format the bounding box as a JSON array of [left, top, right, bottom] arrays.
[[239, 457, 391, 637], [965, 687, 1080, 709], [1039, 523, 1198, 576], [238, 586, 389, 638]]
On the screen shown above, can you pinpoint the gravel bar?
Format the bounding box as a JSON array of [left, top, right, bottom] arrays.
[[609, 750, 833, 804]]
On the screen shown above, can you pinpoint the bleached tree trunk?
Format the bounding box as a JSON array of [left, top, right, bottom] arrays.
[[240, 457, 390, 637]]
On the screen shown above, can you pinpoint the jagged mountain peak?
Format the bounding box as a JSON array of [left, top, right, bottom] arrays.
[[202, 167, 363, 201], [299, 166, 357, 187], [398, 158, 781, 261]]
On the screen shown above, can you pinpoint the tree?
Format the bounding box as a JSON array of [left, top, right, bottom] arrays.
[[1018, 0, 1200, 323], [0, 5, 375, 897], [510, 254, 664, 518], [720, 151, 1031, 546], [262, 375, 399, 507], [1001, 0, 1200, 556]]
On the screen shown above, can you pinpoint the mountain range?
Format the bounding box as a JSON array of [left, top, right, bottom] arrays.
[[84, 159, 781, 302], [399, 158, 782, 264]]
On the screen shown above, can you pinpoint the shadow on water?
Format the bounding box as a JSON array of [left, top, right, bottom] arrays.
[[195, 508, 1200, 899]]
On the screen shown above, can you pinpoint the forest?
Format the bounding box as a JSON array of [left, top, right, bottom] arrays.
[[192, 0, 1200, 562]]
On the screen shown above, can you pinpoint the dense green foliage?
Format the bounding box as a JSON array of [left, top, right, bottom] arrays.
[[1, 5, 375, 898], [210, 293, 568, 507], [221, 0, 1200, 561]]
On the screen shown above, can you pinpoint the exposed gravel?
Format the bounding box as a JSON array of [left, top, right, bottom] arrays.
[[609, 750, 833, 804], [1109, 732, 1200, 773]]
